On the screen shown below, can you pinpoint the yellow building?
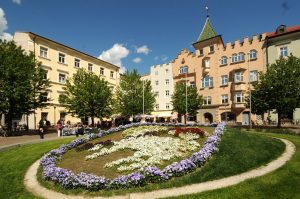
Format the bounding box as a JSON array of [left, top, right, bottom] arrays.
[[172, 17, 267, 124], [13, 32, 120, 129]]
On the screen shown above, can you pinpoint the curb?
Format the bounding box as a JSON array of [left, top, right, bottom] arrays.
[[24, 138, 295, 199]]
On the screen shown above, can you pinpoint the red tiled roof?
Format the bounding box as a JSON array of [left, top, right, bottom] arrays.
[[268, 24, 300, 38]]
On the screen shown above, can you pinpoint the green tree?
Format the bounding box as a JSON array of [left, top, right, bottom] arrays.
[[171, 82, 203, 124], [0, 40, 50, 132], [113, 69, 155, 118], [59, 68, 112, 126], [250, 55, 300, 128]]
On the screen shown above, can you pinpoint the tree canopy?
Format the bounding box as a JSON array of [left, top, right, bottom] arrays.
[[113, 69, 155, 118], [171, 82, 203, 123], [0, 40, 50, 132], [250, 55, 300, 127], [59, 68, 112, 126]]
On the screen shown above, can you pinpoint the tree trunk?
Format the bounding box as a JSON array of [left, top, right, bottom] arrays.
[[184, 114, 187, 125], [91, 116, 94, 127], [277, 111, 282, 128]]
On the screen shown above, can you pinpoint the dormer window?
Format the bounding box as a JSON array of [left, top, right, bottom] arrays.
[[200, 49, 204, 56], [209, 45, 214, 53], [276, 25, 286, 34]]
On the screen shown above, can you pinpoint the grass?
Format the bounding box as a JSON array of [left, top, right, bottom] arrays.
[[166, 130, 300, 199], [57, 126, 215, 178], [37, 128, 285, 197], [0, 137, 75, 199]]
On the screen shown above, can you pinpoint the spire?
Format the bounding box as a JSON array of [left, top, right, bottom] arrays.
[[197, 7, 216, 42]]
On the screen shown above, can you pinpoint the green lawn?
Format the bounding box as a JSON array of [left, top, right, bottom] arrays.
[[0, 137, 74, 199], [0, 128, 296, 199], [168, 131, 300, 199]]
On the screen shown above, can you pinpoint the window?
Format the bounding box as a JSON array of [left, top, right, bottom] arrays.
[[88, 63, 93, 72], [40, 92, 48, 102], [209, 45, 214, 52], [42, 69, 48, 80], [203, 96, 212, 105], [165, 90, 170, 97], [155, 71, 158, 75], [110, 71, 114, 79], [201, 76, 213, 88], [165, 79, 169, 85], [155, 80, 159, 86], [221, 75, 228, 86], [231, 54, 238, 63], [58, 73, 66, 83], [221, 56, 227, 65], [204, 59, 210, 68], [249, 50, 257, 60], [155, 104, 159, 110], [238, 52, 245, 62], [40, 47, 48, 58], [234, 71, 244, 83], [100, 67, 104, 76], [165, 69, 169, 74], [58, 53, 65, 64], [180, 66, 188, 74], [166, 103, 170, 110], [221, 94, 228, 104], [200, 49, 204, 55], [279, 46, 288, 57], [250, 70, 258, 82], [190, 81, 195, 88], [235, 92, 244, 103], [155, 91, 159, 97], [74, 58, 80, 68]]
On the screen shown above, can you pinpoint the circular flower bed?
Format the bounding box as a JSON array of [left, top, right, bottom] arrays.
[[40, 122, 225, 190]]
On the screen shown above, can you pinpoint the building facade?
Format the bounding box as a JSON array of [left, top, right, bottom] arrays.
[[172, 17, 267, 124], [266, 24, 300, 122], [13, 32, 120, 128], [149, 63, 174, 119]]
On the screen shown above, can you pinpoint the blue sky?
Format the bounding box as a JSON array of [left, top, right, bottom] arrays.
[[0, 0, 300, 74]]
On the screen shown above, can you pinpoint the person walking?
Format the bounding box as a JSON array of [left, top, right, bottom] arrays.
[[56, 120, 63, 137], [38, 119, 44, 139]]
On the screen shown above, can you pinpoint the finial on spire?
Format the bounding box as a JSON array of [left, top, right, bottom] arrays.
[[205, 6, 209, 18]]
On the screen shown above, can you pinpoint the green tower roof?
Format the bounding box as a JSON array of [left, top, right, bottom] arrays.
[[197, 18, 216, 42]]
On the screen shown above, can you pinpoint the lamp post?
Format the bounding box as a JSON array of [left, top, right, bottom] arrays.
[[142, 80, 145, 115], [248, 53, 252, 129], [185, 67, 188, 125]]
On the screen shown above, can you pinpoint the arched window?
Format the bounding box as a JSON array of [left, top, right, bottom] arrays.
[[238, 52, 245, 62], [221, 56, 227, 65], [249, 50, 257, 60], [231, 54, 238, 63]]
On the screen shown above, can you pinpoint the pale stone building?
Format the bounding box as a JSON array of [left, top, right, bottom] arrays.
[[13, 32, 120, 129], [266, 24, 300, 122], [149, 63, 174, 119]]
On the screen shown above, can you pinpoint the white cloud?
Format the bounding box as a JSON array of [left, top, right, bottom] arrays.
[[132, 57, 142, 63], [162, 56, 168, 62], [0, 8, 8, 33], [154, 56, 159, 60], [0, 8, 13, 41], [12, 0, 21, 5], [136, 45, 151, 55], [99, 43, 130, 74]]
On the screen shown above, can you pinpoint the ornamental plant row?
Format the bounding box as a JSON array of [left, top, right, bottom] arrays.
[[40, 122, 225, 190]]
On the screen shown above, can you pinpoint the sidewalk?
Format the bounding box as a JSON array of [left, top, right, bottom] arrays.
[[0, 133, 74, 151]]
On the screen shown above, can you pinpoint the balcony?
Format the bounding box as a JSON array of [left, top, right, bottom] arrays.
[[232, 103, 246, 109], [233, 82, 247, 91], [203, 67, 210, 74]]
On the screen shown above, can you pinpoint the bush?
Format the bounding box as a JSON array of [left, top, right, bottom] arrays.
[[175, 127, 205, 137]]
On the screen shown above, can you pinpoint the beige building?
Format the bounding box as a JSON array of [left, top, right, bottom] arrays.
[[172, 17, 267, 124], [13, 32, 120, 129], [266, 24, 300, 122]]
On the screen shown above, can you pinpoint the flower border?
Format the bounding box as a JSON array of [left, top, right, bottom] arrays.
[[40, 122, 225, 190]]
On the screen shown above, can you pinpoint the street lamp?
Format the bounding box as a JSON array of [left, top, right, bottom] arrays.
[[142, 80, 145, 115], [248, 53, 252, 129], [185, 66, 188, 125]]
